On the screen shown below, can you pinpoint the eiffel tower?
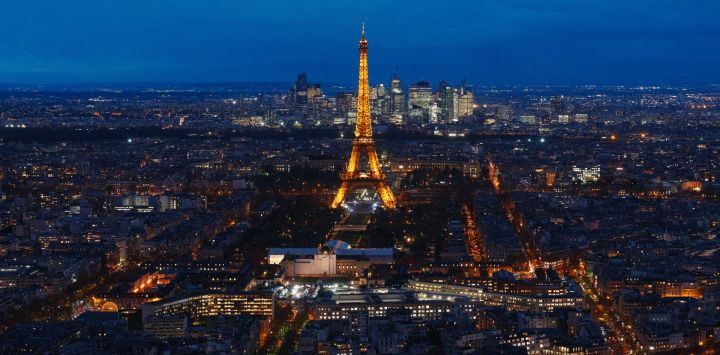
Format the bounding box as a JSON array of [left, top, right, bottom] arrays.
[[331, 24, 396, 209]]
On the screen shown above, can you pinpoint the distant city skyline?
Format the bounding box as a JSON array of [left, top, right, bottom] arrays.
[[2, 0, 720, 85]]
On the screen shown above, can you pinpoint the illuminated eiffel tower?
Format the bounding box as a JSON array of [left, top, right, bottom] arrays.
[[331, 23, 396, 209]]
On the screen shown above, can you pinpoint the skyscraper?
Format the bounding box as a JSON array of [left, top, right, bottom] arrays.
[[294, 73, 308, 107], [438, 81, 457, 123], [371, 84, 387, 116], [389, 73, 405, 124], [408, 81, 432, 111], [458, 90, 475, 118], [408, 80, 433, 122], [337, 92, 358, 124], [307, 84, 322, 101], [390, 73, 404, 110]]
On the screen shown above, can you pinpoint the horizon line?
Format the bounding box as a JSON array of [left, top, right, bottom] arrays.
[[1, 81, 719, 89]]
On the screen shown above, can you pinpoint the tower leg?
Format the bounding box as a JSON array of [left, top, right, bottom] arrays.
[[346, 145, 361, 175], [376, 182, 397, 209], [366, 145, 383, 180], [331, 181, 350, 208]]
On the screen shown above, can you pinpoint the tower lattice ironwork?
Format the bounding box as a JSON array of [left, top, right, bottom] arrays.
[[331, 24, 396, 209]]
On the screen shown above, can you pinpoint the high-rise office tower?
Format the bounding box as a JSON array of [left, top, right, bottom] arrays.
[[390, 73, 405, 115], [428, 101, 439, 123], [408, 81, 433, 110], [408, 80, 433, 122], [386, 73, 405, 125], [307, 84, 322, 101], [457, 80, 475, 118], [457, 78, 475, 117], [337, 93, 358, 124], [438, 81, 456, 123], [295, 72, 308, 89], [294, 73, 309, 107], [370, 84, 385, 115], [452, 90, 459, 122]]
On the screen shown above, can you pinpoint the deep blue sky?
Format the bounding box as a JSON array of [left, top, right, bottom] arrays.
[[2, 0, 719, 85]]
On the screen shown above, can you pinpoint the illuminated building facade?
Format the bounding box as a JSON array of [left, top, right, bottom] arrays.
[[572, 165, 601, 184], [145, 292, 274, 324], [407, 280, 585, 312], [389, 158, 480, 179], [331, 24, 396, 209], [268, 243, 394, 277], [314, 290, 483, 321]]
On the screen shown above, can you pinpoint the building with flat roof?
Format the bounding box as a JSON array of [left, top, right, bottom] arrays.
[[314, 289, 483, 321], [143, 315, 187, 338], [268, 242, 394, 278], [407, 280, 584, 312], [143, 292, 274, 324]]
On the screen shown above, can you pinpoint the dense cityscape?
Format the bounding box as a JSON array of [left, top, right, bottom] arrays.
[[2, 3, 720, 354]]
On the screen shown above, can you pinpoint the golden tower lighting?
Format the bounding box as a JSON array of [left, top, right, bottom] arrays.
[[331, 23, 396, 209]]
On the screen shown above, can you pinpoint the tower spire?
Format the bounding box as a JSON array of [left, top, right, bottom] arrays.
[[361, 21, 365, 39]]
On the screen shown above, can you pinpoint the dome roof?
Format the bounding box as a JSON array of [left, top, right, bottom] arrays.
[[325, 240, 351, 250]]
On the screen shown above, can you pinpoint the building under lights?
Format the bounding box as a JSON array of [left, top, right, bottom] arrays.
[[389, 158, 480, 179], [268, 242, 394, 278], [313, 289, 484, 321], [572, 165, 601, 184], [407, 280, 585, 312], [143, 292, 274, 324]]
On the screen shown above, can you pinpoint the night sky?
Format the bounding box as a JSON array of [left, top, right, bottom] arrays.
[[2, 0, 719, 85]]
